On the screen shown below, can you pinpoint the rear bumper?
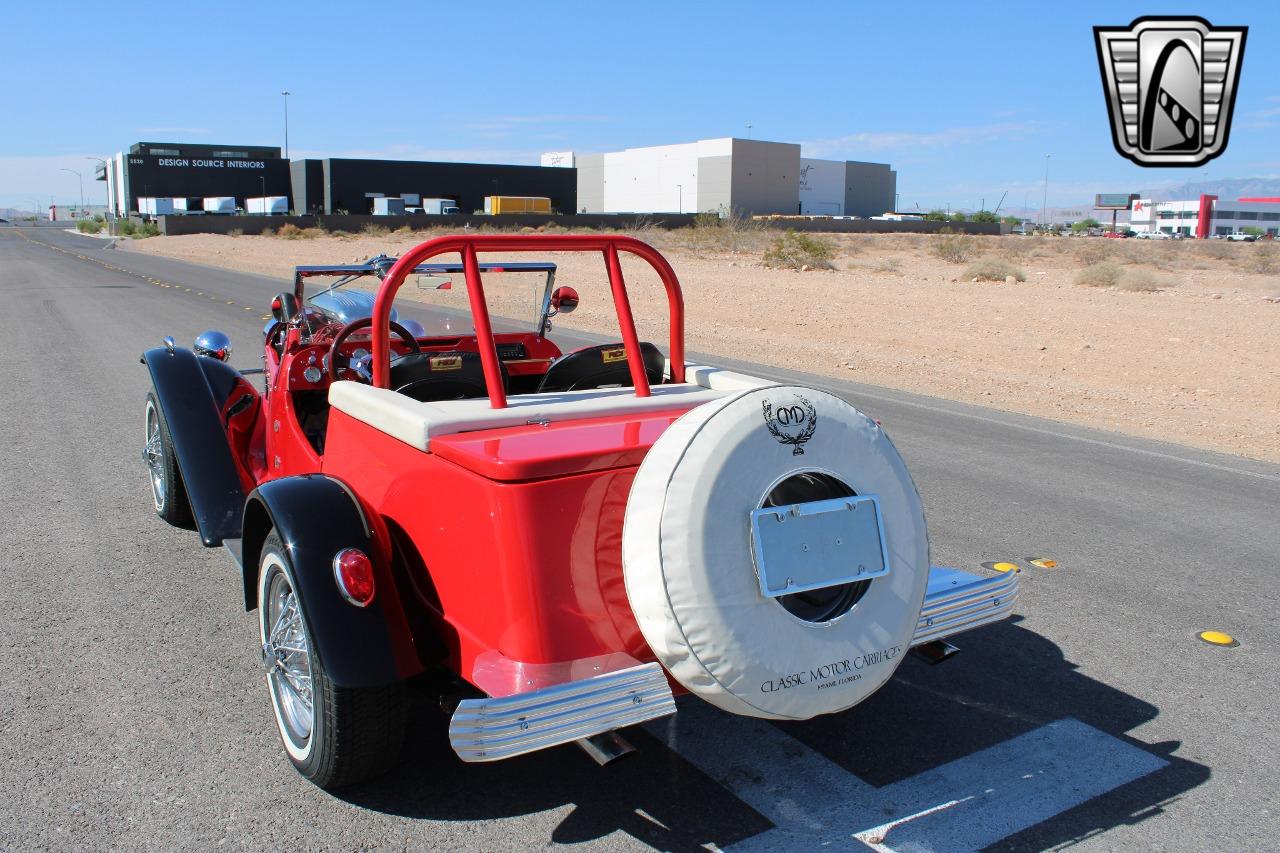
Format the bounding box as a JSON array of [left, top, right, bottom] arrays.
[[912, 565, 1019, 647], [448, 565, 1016, 763], [448, 654, 676, 763]]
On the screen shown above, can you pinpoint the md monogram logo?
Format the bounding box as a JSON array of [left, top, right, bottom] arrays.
[[761, 395, 817, 455]]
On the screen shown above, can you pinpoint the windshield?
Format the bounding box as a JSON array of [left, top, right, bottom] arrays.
[[301, 261, 555, 338]]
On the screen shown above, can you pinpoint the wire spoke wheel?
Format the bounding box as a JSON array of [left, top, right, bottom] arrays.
[[263, 568, 314, 745], [143, 401, 166, 511]]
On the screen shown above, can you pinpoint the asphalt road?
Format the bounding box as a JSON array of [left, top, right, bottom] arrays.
[[1, 225, 1276, 851]]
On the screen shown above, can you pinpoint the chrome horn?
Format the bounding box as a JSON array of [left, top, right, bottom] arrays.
[[193, 329, 233, 361]]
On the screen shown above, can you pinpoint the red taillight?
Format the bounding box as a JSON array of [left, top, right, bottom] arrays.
[[332, 548, 375, 607], [271, 296, 282, 313]]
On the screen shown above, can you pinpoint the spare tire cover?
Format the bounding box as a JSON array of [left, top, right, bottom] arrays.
[[622, 385, 930, 720]]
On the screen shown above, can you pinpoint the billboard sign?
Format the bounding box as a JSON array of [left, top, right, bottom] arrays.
[[1096, 193, 1138, 209]]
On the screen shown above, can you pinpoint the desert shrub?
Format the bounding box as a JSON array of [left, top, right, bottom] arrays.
[[277, 223, 304, 239], [1075, 262, 1124, 287], [963, 256, 1026, 282], [687, 207, 766, 254], [1192, 240, 1232, 260], [762, 230, 836, 269], [1074, 241, 1112, 266], [1118, 268, 1171, 291], [931, 230, 973, 264], [76, 219, 103, 234], [870, 258, 901, 274], [135, 221, 160, 239], [117, 218, 137, 236], [227, 228, 243, 238], [1244, 244, 1279, 274], [362, 223, 390, 237]]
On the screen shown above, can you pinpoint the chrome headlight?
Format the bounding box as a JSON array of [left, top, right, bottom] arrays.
[[194, 329, 233, 361]]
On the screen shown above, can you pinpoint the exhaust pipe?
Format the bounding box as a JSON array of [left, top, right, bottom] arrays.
[[576, 731, 636, 766], [910, 639, 960, 665]]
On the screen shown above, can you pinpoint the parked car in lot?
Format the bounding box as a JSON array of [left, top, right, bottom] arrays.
[[1226, 232, 1257, 242], [140, 235, 1020, 787]]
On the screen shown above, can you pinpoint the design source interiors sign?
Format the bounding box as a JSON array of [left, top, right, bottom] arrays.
[[141, 158, 268, 169]]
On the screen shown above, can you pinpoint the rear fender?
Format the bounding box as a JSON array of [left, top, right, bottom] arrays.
[[239, 475, 420, 689], [142, 346, 255, 545]]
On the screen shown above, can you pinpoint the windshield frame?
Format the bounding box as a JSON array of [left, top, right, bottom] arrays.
[[292, 256, 558, 334]]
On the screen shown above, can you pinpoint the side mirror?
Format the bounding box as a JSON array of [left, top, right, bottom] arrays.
[[550, 286, 579, 315]]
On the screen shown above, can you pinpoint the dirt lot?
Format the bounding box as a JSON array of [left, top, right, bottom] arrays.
[[126, 226, 1280, 462]]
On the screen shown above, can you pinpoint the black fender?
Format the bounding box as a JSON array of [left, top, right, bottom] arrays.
[[142, 346, 248, 546], [240, 474, 413, 689]]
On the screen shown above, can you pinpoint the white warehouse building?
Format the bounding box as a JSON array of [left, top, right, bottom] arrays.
[[1129, 194, 1280, 237], [543, 138, 896, 217]]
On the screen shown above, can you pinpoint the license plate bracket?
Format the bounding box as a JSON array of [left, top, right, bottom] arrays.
[[750, 495, 890, 598]]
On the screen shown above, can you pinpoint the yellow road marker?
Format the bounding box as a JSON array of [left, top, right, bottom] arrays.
[[1197, 630, 1239, 648], [981, 561, 1022, 573], [1028, 557, 1057, 569]]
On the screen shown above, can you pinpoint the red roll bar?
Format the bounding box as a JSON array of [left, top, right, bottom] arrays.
[[371, 235, 687, 409]]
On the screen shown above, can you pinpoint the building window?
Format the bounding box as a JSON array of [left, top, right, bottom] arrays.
[[1216, 226, 1232, 235], [1215, 210, 1238, 218], [1235, 211, 1258, 220], [149, 148, 179, 156], [212, 150, 250, 159], [1261, 212, 1280, 221]]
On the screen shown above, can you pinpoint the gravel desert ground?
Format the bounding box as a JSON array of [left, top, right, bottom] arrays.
[[127, 227, 1280, 462]]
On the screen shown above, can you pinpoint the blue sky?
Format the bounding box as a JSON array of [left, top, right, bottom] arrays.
[[4, 1, 1276, 211]]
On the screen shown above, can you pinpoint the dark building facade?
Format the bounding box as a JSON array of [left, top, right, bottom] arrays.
[[98, 142, 291, 216], [299, 158, 577, 215]]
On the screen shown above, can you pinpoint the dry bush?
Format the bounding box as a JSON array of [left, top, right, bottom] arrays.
[[931, 231, 974, 264], [963, 256, 1026, 282], [869, 257, 902, 274], [1192, 240, 1233, 260], [361, 223, 390, 237], [1075, 262, 1124, 287], [762, 230, 836, 269], [276, 223, 304, 239], [226, 228, 243, 238], [680, 209, 767, 255], [1243, 244, 1279, 274], [1074, 241, 1113, 266], [1118, 268, 1172, 291]]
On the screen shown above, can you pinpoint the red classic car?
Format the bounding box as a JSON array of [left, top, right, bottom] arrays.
[[141, 234, 1018, 788]]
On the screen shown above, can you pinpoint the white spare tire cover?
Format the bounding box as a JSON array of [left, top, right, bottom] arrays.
[[623, 386, 929, 720]]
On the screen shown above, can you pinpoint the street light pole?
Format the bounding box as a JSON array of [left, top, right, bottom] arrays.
[[1041, 154, 1051, 228], [281, 90, 291, 159], [60, 168, 84, 216]]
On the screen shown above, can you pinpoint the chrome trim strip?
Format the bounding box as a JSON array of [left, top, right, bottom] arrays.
[[912, 565, 1020, 647], [448, 661, 676, 763]]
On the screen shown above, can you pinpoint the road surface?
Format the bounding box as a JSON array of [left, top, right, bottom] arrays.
[[1, 225, 1275, 851]]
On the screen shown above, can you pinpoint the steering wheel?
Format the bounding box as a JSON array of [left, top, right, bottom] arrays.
[[327, 317, 421, 381]]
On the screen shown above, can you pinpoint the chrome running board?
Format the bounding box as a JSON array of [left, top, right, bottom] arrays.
[[912, 565, 1020, 647], [448, 654, 675, 763]]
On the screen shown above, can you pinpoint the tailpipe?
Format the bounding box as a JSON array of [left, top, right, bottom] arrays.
[[576, 731, 636, 766]]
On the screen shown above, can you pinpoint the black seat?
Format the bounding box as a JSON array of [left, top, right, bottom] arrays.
[[536, 342, 666, 393], [389, 351, 509, 403]]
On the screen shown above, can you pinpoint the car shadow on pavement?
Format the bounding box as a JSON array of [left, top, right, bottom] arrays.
[[335, 615, 1209, 850]]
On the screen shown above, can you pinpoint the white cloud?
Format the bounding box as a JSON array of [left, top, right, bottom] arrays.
[[0, 153, 111, 209], [801, 121, 1047, 158]]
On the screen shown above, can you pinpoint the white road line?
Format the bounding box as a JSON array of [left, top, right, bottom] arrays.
[[727, 363, 1280, 485], [646, 703, 1167, 851]]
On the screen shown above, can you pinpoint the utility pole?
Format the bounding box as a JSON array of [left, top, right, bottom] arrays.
[[281, 90, 291, 159], [1041, 154, 1051, 228], [60, 168, 84, 216]]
